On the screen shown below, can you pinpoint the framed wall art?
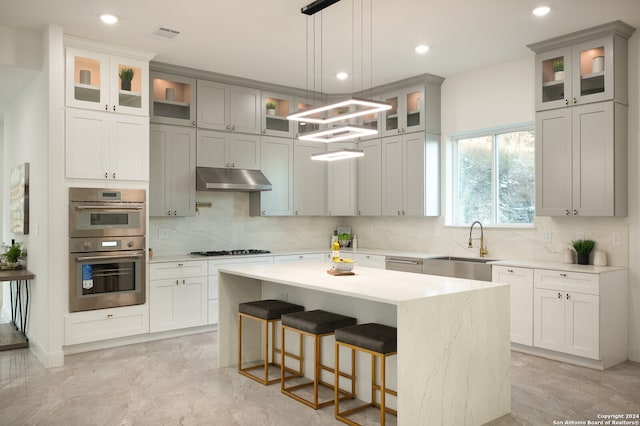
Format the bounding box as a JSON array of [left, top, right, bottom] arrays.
[[9, 162, 29, 234]]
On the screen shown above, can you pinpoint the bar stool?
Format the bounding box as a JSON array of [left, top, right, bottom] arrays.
[[238, 299, 304, 385], [334, 323, 398, 426], [281, 309, 357, 409]]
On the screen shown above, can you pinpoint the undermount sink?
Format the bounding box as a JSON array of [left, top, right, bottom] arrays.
[[422, 256, 499, 281]]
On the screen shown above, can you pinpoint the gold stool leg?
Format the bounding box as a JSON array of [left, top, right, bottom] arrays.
[[380, 354, 386, 426]]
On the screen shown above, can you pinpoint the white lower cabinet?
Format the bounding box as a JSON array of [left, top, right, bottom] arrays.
[[208, 256, 273, 324], [492, 266, 534, 346], [352, 253, 386, 269], [492, 264, 627, 368], [65, 304, 149, 345], [150, 261, 207, 332], [273, 253, 325, 263]]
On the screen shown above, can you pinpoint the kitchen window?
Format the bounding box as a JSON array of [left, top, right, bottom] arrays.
[[450, 126, 535, 226]]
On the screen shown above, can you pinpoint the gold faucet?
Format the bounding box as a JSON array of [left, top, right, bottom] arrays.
[[468, 221, 488, 257]]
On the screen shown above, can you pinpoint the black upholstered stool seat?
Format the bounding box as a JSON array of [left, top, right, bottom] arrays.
[[281, 309, 356, 335], [335, 323, 397, 354], [239, 299, 304, 320]]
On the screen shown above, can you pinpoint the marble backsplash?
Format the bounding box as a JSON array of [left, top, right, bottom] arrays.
[[150, 191, 629, 267]]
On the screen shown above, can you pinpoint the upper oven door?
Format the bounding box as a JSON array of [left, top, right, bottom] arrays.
[[69, 202, 146, 238]]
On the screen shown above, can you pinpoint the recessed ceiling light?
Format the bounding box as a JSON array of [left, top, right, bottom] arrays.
[[532, 6, 550, 16], [336, 72, 349, 80], [100, 14, 118, 25], [415, 45, 430, 54]]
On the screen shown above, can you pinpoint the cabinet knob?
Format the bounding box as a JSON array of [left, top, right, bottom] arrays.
[[107, 314, 113, 318], [573, 98, 577, 104], [565, 99, 569, 106], [113, 105, 116, 112], [231, 163, 235, 168], [226, 125, 230, 130], [507, 269, 514, 273], [192, 121, 196, 127], [565, 209, 570, 216], [573, 209, 578, 216], [557, 292, 562, 299], [231, 126, 236, 131], [176, 280, 179, 286], [262, 129, 266, 134], [566, 293, 571, 300], [167, 210, 171, 215], [560, 273, 567, 277], [182, 279, 186, 285], [178, 263, 184, 267], [105, 104, 109, 111], [112, 172, 116, 179], [105, 172, 108, 179], [173, 211, 177, 215]]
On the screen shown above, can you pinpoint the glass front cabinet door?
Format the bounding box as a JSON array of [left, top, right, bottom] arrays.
[[66, 47, 148, 116], [150, 72, 196, 126], [262, 92, 293, 137], [382, 86, 425, 136]]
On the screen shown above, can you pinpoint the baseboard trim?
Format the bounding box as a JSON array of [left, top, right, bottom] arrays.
[[29, 337, 65, 368], [62, 324, 217, 356], [510, 343, 627, 370]]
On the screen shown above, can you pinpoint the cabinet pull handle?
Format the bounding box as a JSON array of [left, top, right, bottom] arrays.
[[557, 292, 562, 299], [112, 172, 116, 179], [397, 210, 400, 215], [113, 105, 116, 112], [107, 314, 113, 318], [173, 211, 177, 215], [178, 263, 184, 267], [560, 273, 567, 277], [573, 98, 577, 104], [262, 129, 266, 134], [182, 279, 186, 285], [176, 280, 179, 285], [566, 293, 571, 300], [507, 269, 514, 273], [565, 99, 569, 106], [167, 210, 171, 215], [105, 104, 109, 111], [105, 172, 108, 179], [232, 163, 235, 168], [231, 126, 235, 131], [226, 125, 230, 130], [192, 121, 196, 127], [573, 209, 578, 216], [565, 209, 570, 216]]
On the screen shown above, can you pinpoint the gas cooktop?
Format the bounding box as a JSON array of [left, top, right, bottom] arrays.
[[190, 249, 271, 257]]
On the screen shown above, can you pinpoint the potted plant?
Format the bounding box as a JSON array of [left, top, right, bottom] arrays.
[[2, 242, 27, 270], [571, 239, 595, 265], [266, 101, 277, 116], [119, 68, 135, 91], [553, 60, 564, 81]]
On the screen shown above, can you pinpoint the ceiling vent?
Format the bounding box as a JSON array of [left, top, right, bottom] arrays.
[[152, 27, 180, 39]]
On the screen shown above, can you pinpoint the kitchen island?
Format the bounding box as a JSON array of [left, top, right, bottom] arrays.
[[218, 262, 510, 425]]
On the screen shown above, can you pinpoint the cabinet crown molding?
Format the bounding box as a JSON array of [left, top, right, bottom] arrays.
[[527, 20, 635, 53], [64, 34, 156, 61]]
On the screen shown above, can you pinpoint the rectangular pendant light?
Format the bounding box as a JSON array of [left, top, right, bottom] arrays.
[[311, 148, 365, 161], [298, 124, 377, 143], [288, 97, 391, 124]]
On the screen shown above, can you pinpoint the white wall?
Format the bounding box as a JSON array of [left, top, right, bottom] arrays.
[[2, 25, 65, 367]]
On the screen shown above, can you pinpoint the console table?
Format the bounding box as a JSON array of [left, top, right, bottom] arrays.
[[0, 269, 35, 350]]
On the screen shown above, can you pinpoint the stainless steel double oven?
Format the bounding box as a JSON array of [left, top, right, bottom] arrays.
[[69, 188, 146, 312]]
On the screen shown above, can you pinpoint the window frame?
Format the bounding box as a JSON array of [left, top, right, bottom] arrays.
[[448, 123, 535, 227]]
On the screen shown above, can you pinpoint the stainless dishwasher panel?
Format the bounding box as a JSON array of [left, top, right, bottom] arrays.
[[421, 257, 493, 281], [385, 257, 423, 274]]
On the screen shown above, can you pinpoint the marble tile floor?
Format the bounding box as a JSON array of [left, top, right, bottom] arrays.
[[0, 332, 638, 426]]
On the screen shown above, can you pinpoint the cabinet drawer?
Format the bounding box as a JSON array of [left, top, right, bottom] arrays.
[[352, 253, 387, 269], [534, 269, 599, 295], [65, 304, 149, 345], [273, 253, 325, 263], [150, 260, 207, 279]]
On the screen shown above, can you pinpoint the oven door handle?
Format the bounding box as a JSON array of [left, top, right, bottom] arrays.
[[74, 205, 143, 211], [76, 253, 144, 262]]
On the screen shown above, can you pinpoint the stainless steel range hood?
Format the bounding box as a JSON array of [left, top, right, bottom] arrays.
[[196, 167, 272, 192]]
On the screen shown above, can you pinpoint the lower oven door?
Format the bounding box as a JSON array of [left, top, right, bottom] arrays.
[[69, 250, 146, 312]]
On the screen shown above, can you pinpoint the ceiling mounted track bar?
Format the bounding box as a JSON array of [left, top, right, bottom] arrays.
[[301, 0, 341, 15]]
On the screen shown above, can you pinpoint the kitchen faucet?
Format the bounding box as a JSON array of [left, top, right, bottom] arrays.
[[468, 221, 488, 257]]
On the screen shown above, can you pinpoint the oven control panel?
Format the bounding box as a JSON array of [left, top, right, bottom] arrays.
[[69, 236, 145, 253]]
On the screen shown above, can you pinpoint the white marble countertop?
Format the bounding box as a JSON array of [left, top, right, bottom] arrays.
[[489, 259, 625, 273], [218, 261, 507, 305]]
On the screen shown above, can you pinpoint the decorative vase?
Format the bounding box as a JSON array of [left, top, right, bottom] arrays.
[[267, 109, 275, 116], [593, 250, 607, 266], [79, 69, 91, 85], [554, 71, 565, 81], [592, 56, 604, 73], [577, 253, 590, 265], [121, 80, 132, 91]]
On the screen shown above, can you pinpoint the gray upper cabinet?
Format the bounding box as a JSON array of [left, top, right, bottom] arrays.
[[530, 21, 633, 217], [529, 21, 634, 112], [197, 80, 261, 134], [261, 92, 294, 137], [150, 72, 196, 127], [293, 141, 327, 216]]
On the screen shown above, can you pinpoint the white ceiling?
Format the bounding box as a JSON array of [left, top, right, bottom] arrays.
[[0, 0, 639, 110]]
